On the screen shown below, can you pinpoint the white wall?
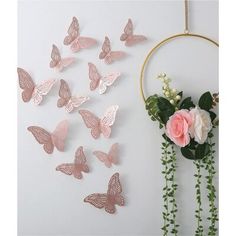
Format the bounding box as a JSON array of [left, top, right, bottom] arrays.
[[18, 1, 218, 235]]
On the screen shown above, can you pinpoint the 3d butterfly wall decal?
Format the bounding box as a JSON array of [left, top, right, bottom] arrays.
[[57, 79, 90, 113], [56, 146, 89, 179], [79, 105, 119, 139], [120, 18, 147, 46], [93, 143, 119, 168], [99, 36, 126, 64], [17, 67, 56, 105], [84, 172, 125, 214], [88, 62, 121, 94], [64, 17, 97, 53], [49, 44, 75, 72], [27, 120, 69, 154]]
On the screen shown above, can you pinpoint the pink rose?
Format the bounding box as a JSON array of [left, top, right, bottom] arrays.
[[166, 110, 193, 147]]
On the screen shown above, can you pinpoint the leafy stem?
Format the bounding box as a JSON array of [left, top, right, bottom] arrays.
[[203, 133, 218, 235], [170, 145, 179, 235], [194, 160, 204, 236], [161, 138, 170, 235]]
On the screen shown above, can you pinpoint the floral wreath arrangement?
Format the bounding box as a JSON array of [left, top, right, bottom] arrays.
[[145, 73, 218, 236]]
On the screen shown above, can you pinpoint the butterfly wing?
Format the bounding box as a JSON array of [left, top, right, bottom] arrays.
[[84, 193, 108, 209], [71, 36, 97, 52], [120, 18, 133, 41], [65, 96, 90, 113], [74, 146, 89, 177], [57, 58, 75, 72], [27, 126, 54, 154], [17, 67, 35, 102], [64, 16, 79, 45], [79, 110, 101, 139], [49, 44, 61, 68], [57, 79, 71, 108], [105, 172, 124, 214], [105, 51, 126, 65], [88, 62, 101, 91], [32, 79, 56, 105], [99, 36, 111, 60], [125, 35, 147, 46], [108, 143, 119, 165], [99, 72, 121, 94], [51, 120, 69, 152], [100, 105, 119, 138], [56, 163, 74, 175], [93, 151, 111, 168]]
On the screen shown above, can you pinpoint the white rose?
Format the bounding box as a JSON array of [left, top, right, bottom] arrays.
[[189, 106, 212, 144]]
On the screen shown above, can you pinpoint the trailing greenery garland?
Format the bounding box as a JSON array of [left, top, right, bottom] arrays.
[[145, 73, 218, 235]]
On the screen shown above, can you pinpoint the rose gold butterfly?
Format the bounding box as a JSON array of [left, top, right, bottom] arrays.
[[120, 18, 147, 46], [57, 79, 90, 113], [84, 172, 125, 214], [88, 62, 121, 94], [17, 67, 56, 105], [27, 120, 68, 154], [56, 146, 89, 179], [99, 36, 126, 64], [63, 17, 97, 53], [93, 143, 119, 168], [49, 44, 75, 72], [79, 105, 119, 139]]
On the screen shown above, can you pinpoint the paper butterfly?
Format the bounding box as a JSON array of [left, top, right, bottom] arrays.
[[79, 105, 119, 139], [88, 62, 121, 94], [17, 67, 56, 105], [27, 120, 69, 154], [56, 146, 89, 179], [120, 18, 147, 46], [93, 143, 119, 168], [63, 16, 97, 53], [57, 79, 90, 113], [99, 36, 126, 64], [84, 172, 125, 214], [49, 44, 75, 72]]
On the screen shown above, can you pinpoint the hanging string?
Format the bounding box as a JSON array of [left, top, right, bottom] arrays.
[[184, 0, 189, 34]]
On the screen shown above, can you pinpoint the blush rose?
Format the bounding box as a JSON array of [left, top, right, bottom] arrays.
[[166, 110, 193, 147]]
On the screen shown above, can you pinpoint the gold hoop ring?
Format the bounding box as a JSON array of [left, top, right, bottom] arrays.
[[140, 33, 219, 102]]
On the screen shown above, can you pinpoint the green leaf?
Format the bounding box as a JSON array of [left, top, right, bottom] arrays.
[[180, 97, 195, 109], [195, 143, 210, 159], [198, 91, 213, 111], [209, 111, 217, 122], [157, 97, 175, 124], [181, 147, 195, 160]]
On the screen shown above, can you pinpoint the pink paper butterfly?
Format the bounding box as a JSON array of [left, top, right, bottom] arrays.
[[93, 143, 119, 168], [56, 146, 89, 179], [79, 105, 119, 139], [17, 67, 56, 105], [84, 172, 125, 214], [27, 120, 69, 154], [88, 62, 121, 94], [57, 79, 90, 113], [63, 17, 97, 53], [49, 44, 75, 72], [120, 18, 147, 46], [99, 36, 126, 64]]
